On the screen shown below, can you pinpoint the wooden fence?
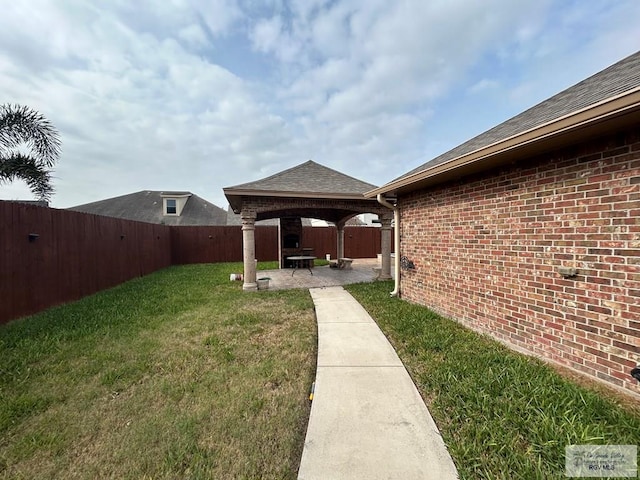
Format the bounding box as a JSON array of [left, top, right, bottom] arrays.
[[1, 201, 171, 324], [170, 226, 280, 264], [1, 201, 389, 324], [298, 226, 386, 260], [170, 225, 386, 264]]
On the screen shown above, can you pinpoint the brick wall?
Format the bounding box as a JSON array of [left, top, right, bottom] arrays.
[[398, 127, 640, 397]]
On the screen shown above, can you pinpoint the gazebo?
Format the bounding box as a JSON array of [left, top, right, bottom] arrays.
[[223, 160, 394, 291]]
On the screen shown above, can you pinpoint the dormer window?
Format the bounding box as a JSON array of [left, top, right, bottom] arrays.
[[161, 193, 191, 217], [165, 198, 177, 215]]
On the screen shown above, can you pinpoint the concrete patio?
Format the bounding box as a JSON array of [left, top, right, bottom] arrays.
[[256, 258, 392, 290]]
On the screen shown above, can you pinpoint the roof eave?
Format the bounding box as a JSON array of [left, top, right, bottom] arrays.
[[366, 88, 640, 198], [223, 189, 375, 214], [223, 188, 364, 200], [160, 192, 192, 198]]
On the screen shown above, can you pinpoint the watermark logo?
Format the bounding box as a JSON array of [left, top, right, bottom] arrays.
[[566, 445, 637, 478]]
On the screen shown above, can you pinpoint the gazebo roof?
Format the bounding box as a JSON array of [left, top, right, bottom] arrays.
[[224, 160, 378, 213]]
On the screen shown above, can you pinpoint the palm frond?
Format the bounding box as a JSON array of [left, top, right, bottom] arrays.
[[0, 104, 60, 201], [0, 153, 55, 202], [0, 103, 61, 168]]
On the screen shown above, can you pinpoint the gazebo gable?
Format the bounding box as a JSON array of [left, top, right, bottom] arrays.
[[223, 160, 378, 214]]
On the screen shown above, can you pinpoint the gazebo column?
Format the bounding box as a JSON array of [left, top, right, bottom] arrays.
[[379, 215, 393, 280], [241, 210, 258, 291], [336, 221, 346, 260]]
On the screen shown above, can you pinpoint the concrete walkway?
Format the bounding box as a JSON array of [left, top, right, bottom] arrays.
[[298, 286, 459, 480], [257, 258, 387, 291]]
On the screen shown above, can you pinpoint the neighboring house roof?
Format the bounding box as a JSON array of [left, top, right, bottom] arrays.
[[10, 200, 49, 207], [224, 160, 378, 213], [69, 190, 228, 226], [369, 50, 640, 197]]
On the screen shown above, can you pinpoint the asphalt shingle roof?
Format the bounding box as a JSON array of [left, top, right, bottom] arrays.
[[396, 50, 640, 182], [224, 160, 377, 196], [69, 191, 228, 226]]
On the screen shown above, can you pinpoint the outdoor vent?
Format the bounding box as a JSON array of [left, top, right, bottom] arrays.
[[400, 256, 415, 271], [631, 367, 640, 382]]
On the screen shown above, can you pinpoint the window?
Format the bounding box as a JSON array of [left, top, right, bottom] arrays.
[[165, 198, 177, 215]]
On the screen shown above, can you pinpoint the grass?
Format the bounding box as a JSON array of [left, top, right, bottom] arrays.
[[346, 281, 640, 480], [0, 263, 317, 479]]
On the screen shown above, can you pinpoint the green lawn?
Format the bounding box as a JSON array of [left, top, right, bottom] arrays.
[[347, 281, 640, 480], [4, 267, 638, 479], [0, 263, 316, 479]]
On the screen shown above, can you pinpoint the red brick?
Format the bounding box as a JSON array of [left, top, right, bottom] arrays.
[[399, 127, 640, 397]]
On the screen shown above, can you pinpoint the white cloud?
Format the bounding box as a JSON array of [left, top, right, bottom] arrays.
[[249, 15, 304, 63], [309, 2, 354, 58], [195, 0, 243, 35], [250, 15, 285, 54], [468, 79, 500, 95], [178, 24, 209, 48], [1, 0, 639, 208]]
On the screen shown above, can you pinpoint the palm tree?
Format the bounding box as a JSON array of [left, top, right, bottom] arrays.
[[0, 104, 61, 202]]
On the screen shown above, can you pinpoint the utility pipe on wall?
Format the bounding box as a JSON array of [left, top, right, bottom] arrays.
[[376, 194, 400, 297]]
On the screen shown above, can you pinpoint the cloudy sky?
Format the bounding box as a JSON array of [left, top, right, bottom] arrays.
[[1, 0, 639, 208]]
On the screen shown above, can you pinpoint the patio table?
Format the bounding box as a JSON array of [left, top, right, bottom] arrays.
[[288, 256, 316, 276]]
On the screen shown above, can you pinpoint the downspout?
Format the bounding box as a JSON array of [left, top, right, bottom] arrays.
[[376, 194, 400, 297]]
